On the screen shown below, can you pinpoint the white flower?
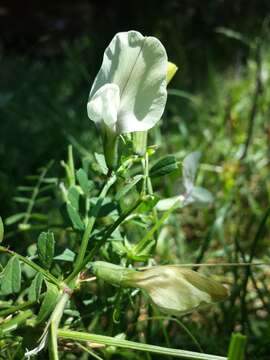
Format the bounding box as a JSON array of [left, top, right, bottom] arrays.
[[124, 265, 229, 316], [126, 265, 228, 315], [87, 31, 168, 135], [90, 261, 229, 316]]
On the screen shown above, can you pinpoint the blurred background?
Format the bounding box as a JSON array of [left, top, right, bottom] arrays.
[[1, 0, 270, 214], [1, 1, 270, 358]]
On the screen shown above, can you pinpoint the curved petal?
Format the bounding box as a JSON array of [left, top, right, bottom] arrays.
[[134, 267, 212, 315], [87, 83, 120, 131], [156, 195, 183, 211], [132, 266, 228, 315], [89, 31, 168, 134]]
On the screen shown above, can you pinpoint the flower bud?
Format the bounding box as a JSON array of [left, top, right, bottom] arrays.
[[90, 261, 136, 287], [166, 62, 178, 85]]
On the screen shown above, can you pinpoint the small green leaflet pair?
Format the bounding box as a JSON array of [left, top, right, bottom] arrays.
[[0, 231, 54, 296]]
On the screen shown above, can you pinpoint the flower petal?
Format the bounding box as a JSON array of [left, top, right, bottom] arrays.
[[87, 83, 120, 130], [130, 266, 228, 315], [189, 186, 214, 204], [183, 151, 201, 192], [89, 31, 168, 134], [155, 195, 184, 211]]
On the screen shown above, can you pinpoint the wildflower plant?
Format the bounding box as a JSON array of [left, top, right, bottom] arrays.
[[0, 31, 232, 360]]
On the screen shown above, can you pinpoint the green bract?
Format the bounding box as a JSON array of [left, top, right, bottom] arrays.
[[87, 31, 168, 134]]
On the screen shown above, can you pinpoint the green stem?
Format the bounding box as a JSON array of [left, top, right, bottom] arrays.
[[58, 329, 227, 360], [0, 294, 45, 317], [23, 160, 54, 225], [227, 333, 247, 360], [147, 171, 159, 247], [102, 130, 119, 170], [138, 316, 203, 353], [0, 309, 33, 334], [0, 246, 60, 287], [68, 145, 76, 187], [141, 151, 149, 196], [133, 204, 177, 255], [83, 197, 143, 266], [70, 218, 96, 280], [76, 342, 104, 360], [48, 293, 70, 360], [65, 174, 117, 284]]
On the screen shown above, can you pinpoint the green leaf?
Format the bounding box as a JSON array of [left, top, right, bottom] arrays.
[[28, 273, 44, 302], [94, 153, 108, 175], [90, 197, 117, 218], [0, 216, 3, 242], [13, 197, 30, 203], [168, 89, 200, 106], [41, 177, 58, 184], [29, 213, 48, 221], [111, 241, 128, 256], [54, 249, 75, 262], [0, 256, 21, 295], [116, 175, 143, 200], [67, 186, 80, 210], [67, 204, 85, 231], [150, 155, 178, 177], [215, 27, 251, 47], [36, 281, 59, 324], [5, 213, 26, 225], [35, 196, 51, 205], [37, 231, 55, 269], [17, 186, 34, 192], [76, 168, 94, 195]]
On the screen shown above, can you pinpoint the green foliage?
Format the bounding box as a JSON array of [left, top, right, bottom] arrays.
[[150, 155, 178, 177], [28, 272, 44, 302], [0, 256, 21, 295], [37, 232, 55, 269], [36, 282, 59, 324], [66, 203, 85, 231], [76, 168, 94, 195]]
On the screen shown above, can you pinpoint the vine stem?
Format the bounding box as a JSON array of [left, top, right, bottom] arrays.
[[133, 203, 178, 255], [65, 174, 117, 284], [79, 196, 144, 269], [57, 329, 227, 360], [0, 245, 60, 287], [48, 292, 70, 360], [22, 160, 54, 225], [46, 158, 141, 359]]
